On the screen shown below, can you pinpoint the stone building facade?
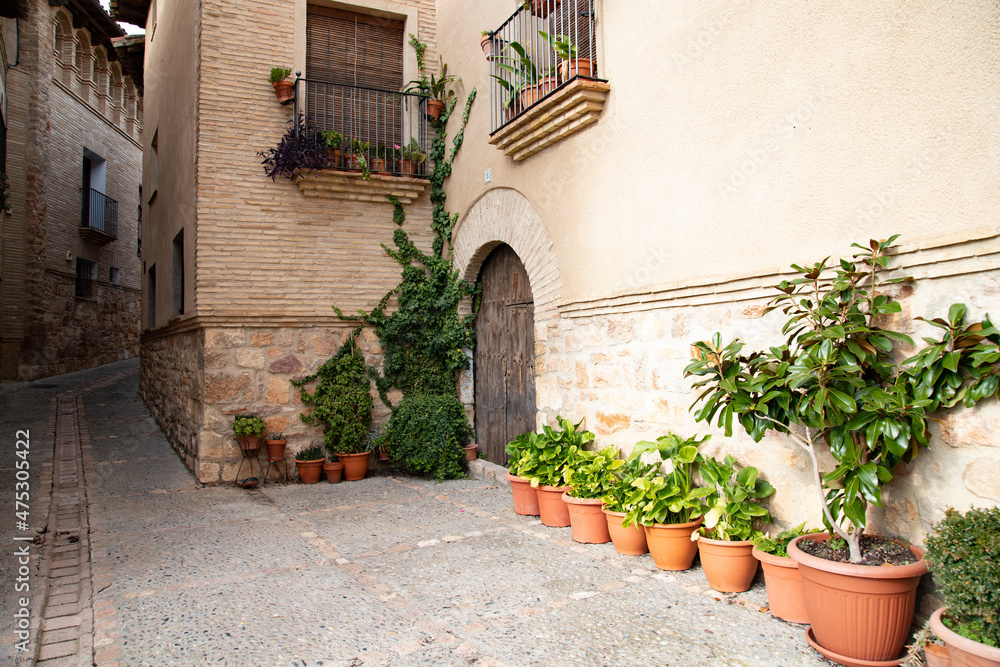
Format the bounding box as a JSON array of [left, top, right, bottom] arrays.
[[128, 0, 998, 553], [0, 0, 142, 381]]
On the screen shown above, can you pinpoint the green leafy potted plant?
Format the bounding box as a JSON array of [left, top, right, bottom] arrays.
[[695, 454, 775, 593], [601, 456, 655, 555], [231, 414, 267, 451], [540, 31, 595, 81], [265, 431, 287, 462], [752, 523, 823, 624], [623, 433, 713, 571], [269, 67, 294, 104], [512, 416, 591, 527], [489, 41, 539, 120], [398, 139, 426, 177], [506, 431, 542, 516], [563, 445, 622, 544], [402, 34, 460, 121], [382, 393, 473, 481], [293, 444, 326, 484], [321, 130, 344, 168], [294, 339, 374, 482], [684, 235, 1000, 663], [925, 506, 1000, 667]]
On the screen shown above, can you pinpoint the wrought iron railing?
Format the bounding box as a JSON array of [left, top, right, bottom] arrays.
[[83, 188, 118, 238], [294, 78, 431, 178], [486, 0, 599, 133]]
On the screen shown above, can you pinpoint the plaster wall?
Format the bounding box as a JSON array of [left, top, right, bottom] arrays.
[[439, 0, 1000, 302], [442, 1, 1000, 543]]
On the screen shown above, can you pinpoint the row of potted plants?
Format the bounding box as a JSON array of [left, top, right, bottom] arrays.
[[504, 237, 1000, 666], [319, 134, 428, 177]]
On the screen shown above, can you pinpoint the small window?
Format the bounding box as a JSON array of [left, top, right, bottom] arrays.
[[147, 264, 156, 328], [148, 130, 158, 205], [172, 230, 184, 316], [110, 267, 120, 285], [75, 257, 97, 298]]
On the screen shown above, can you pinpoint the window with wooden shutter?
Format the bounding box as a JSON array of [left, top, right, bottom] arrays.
[[306, 6, 404, 90], [304, 6, 414, 164]]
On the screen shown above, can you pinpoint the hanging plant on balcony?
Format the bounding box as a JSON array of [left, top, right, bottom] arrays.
[[540, 31, 596, 80], [257, 119, 328, 180], [402, 34, 461, 121], [268, 67, 294, 105]]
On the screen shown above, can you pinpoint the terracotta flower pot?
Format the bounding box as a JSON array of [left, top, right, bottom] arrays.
[[265, 439, 287, 462], [529, 0, 561, 19], [294, 457, 324, 484], [752, 546, 809, 624], [323, 461, 344, 484], [506, 473, 540, 516], [559, 58, 596, 81], [519, 74, 559, 110], [480, 34, 493, 58], [924, 642, 953, 667], [272, 79, 294, 105], [326, 148, 343, 169], [644, 518, 703, 571], [337, 452, 369, 481], [603, 509, 648, 555], [427, 100, 445, 120], [698, 536, 758, 593], [399, 158, 423, 177], [930, 607, 1000, 667], [462, 443, 478, 461], [788, 533, 927, 664], [377, 443, 389, 462], [562, 494, 611, 544], [536, 484, 571, 527], [237, 435, 262, 451]]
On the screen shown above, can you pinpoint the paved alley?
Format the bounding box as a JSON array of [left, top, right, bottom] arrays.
[[2, 360, 832, 666]]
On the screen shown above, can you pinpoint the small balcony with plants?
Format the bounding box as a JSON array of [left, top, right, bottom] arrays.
[[79, 188, 119, 244], [483, 0, 609, 161], [260, 68, 435, 204]]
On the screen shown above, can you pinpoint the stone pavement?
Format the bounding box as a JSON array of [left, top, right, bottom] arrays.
[[2, 360, 835, 666]]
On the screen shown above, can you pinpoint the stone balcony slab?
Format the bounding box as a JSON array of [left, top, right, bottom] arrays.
[[293, 170, 429, 205]]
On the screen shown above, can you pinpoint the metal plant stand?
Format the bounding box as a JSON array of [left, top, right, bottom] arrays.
[[235, 438, 263, 489], [262, 452, 289, 485]]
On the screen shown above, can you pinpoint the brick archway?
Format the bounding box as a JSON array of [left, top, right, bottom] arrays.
[[452, 188, 562, 320]]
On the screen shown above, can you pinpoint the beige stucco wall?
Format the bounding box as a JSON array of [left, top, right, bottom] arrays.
[[441, 1, 1000, 541]]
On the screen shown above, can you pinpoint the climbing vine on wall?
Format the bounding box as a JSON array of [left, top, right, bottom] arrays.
[[333, 37, 479, 479]]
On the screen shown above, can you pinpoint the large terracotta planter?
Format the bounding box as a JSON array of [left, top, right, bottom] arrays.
[[698, 536, 758, 593], [337, 452, 369, 481], [294, 457, 325, 484], [788, 533, 927, 664], [506, 473, 540, 516], [752, 546, 808, 624], [323, 461, 344, 484], [536, 485, 571, 527], [930, 607, 1000, 667], [603, 509, 648, 556], [562, 494, 611, 544], [519, 74, 559, 110], [644, 517, 703, 571]]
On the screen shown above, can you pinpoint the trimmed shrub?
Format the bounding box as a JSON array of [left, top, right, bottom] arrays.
[[384, 393, 472, 481]]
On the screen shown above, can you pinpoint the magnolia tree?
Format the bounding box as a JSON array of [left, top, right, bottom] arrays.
[[685, 236, 1000, 563]]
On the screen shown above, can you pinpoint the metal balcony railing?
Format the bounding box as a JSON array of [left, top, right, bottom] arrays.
[[83, 188, 119, 239], [294, 79, 432, 178], [487, 0, 599, 133]]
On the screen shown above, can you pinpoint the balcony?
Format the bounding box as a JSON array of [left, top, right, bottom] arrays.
[[291, 79, 433, 202], [79, 189, 118, 244], [486, 0, 610, 160]]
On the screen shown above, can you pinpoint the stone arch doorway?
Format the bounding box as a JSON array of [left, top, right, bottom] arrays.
[[474, 244, 536, 466]]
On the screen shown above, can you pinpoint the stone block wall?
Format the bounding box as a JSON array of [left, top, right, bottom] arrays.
[[139, 328, 202, 470], [528, 249, 1000, 550]]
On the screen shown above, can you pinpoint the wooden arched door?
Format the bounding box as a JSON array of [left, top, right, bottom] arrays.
[[474, 245, 536, 466]]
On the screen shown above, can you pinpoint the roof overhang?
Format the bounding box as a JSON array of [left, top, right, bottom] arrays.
[[112, 34, 144, 94], [108, 0, 148, 27], [50, 0, 125, 55]]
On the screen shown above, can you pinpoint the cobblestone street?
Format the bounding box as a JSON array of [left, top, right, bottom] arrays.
[[2, 360, 833, 666]]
